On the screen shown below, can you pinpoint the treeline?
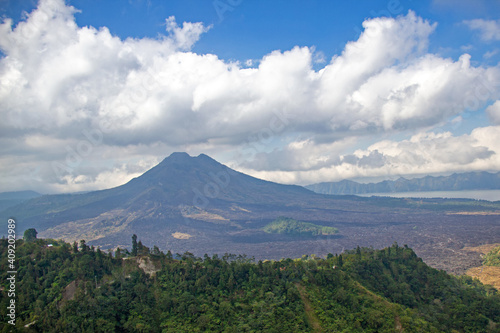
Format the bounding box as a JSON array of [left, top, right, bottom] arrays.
[[1, 238, 500, 332]]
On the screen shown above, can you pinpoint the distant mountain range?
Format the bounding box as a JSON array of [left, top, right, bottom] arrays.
[[306, 171, 500, 195], [0, 190, 41, 212]]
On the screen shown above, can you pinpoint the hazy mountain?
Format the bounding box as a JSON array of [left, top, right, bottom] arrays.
[[306, 171, 500, 195], [0, 190, 41, 212]]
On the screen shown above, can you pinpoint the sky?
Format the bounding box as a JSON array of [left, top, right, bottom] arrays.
[[0, 0, 500, 194]]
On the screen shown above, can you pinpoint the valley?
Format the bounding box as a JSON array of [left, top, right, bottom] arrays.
[[1, 153, 499, 275]]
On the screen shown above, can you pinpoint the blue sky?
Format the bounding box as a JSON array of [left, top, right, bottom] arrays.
[[0, 0, 500, 193], [4, 0, 499, 65]]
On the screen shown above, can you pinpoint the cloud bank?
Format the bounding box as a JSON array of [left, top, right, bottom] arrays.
[[1, 0, 499, 192]]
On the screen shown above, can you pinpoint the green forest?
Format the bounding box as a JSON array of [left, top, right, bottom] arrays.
[[263, 217, 338, 237], [484, 246, 500, 267], [1, 235, 500, 332]]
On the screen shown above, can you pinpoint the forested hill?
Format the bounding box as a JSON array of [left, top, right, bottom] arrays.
[[306, 171, 500, 195], [1, 238, 500, 332]]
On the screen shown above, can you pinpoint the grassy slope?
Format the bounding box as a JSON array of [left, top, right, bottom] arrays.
[[467, 244, 500, 290]]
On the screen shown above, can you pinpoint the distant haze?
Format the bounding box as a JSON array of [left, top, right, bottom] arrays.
[[306, 171, 500, 197]]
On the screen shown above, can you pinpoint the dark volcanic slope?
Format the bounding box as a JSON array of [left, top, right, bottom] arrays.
[[2, 153, 500, 274], [128, 152, 315, 205]]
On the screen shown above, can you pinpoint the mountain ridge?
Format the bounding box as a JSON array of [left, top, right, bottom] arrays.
[[306, 171, 500, 195]]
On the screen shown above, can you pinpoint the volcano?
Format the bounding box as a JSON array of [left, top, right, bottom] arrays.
[[3, 153, 329, 250], [2, 153, 499, 273]]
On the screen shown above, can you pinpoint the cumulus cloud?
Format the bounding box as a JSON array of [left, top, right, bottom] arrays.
[[164, 16, 211, 50], [1, 0, 500, 192], [235, 138, 354, 172], [343, 150, 387, 169], [364, 131, 495, 167], [487, 100, 500, 124], [464, 19, 500, 41], [240, 127, 500, 185]]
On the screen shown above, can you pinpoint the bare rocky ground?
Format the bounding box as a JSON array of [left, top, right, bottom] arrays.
[[104, 203, 500, 276]]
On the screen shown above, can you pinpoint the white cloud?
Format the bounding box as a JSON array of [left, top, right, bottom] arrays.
[[0, 1, 500, 192], [235, 137, 355, 172], [464, 19, 500, 41], [486, 100, 500, 124], [164, 16, 211, 51], [239, 127, 500, 185], [484, 49, 499, 59]]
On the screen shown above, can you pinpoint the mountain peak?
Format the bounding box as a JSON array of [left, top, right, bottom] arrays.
[[196, 153, 212, 159], [161, 152, 219, 163], [157, 152, 223, 169], [121, 151, 312, 206], [163, 152, 191, 162]]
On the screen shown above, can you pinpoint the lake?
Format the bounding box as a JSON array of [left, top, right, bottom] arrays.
[[357, 189, 500, 202]]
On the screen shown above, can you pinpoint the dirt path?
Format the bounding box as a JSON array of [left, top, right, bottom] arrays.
[[294, 283, 322, 333]]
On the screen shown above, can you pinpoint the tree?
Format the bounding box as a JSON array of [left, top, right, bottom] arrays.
[[137, 240, 150, 256], [131, 234, 138, 256], [152, 245, 161, 256], [23, 228, 37, 242], [80, 239, 88, 252]]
